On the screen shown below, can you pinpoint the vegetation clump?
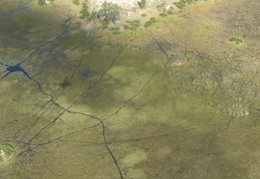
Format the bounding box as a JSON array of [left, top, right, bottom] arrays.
[[138, 0, 146, 9], [144, 17, 157, 28], [72, 0, 80, 5], [80, 1, 90, 19], [229, 36, 244, 44], [0, 144, 15, 163], [156, 3, 165, 8], [112, 31, 121, 35], [37, 0, 54, 6], [159, 12, 168, 17], [109, 27, 120, 31], [92, 1, 122, 24], [173, 0, 200, 9], [124, 19, 141, 30], [167, 10, 174, 15]]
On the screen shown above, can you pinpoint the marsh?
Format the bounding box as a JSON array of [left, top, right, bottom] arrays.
[[0, 0, 259, 178]]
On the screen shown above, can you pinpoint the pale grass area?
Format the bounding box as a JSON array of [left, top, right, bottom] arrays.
[[107, 0, 223, 48]]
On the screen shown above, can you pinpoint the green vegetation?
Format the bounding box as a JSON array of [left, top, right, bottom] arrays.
[[124, 25, 137, 30], [80, 1, 90, 19], [167, 10, 174, 15], [72, 0, 80, 5], [173, 0, 200, 9], [82, 1, 88, 8], [156, 3, 165, 8], [100, 20, 109, 30], [229, 36, 244, 44], [124, 19, 140, 30], [174, 1, 186, 9], [37, 0, 46, 6], [93, 1, 122, 24], [139, 0, 146, 9], [0, 144, 15, 160], [37, 0, 54, 6], [141, 13, 147, 17], [144, 17, 157, 28], [109, 27, 120, 31], [75, 21, 82, 26], [150, 17, 157, 23], [159, 12, 167, 17], [112, 31, 121, 35]]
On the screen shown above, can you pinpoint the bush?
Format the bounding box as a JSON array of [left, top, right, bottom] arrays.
[[134, 19, 141, 24], [141, 13, 147, 17], [229, 36, 244, 44], [124, 20, 140, 30], [100, 20, 109, 26], [150, 17, 156, 23], [144, 21, 153, 28], [38, 0, 46, 6], [112, 31, 121, 35], [129, 26, 137, 30], [124, 25, 130, 30], [82, 2, 88, 8], [167, 10, 174, 15], [73, 0, 80, 5], [174, 1, 186, 9], [140, 0, 146, 9], [156, 4, 165, 8], [75, 21, 82, 26], [102, 25, 109, 30], [159, 13, 167, 17], [109, 27, 120, 31], [132, 23, 140, 27]]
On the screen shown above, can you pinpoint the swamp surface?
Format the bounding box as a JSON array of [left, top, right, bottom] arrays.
[[0, 0, 259, 178]]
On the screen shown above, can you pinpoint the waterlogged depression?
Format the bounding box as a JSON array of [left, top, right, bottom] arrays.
[[0, 0, 259, 178]]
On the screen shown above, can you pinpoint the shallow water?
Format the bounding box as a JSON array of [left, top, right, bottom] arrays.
[[0, 0, 259, 178]]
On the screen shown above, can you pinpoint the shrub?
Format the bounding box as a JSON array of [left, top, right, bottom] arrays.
[[150, 17, 156, 23], [144, 21, 153, 28], [134, 19, 141, 24], [82, 1, 88, 8], [167, 10, 174, 15], [229, 36, 244, 44], [174, 1, 186, 9], [38, 0, 46, 6], [141, 13, 147, 17], [100, 20, 109, 26], [73, 0, 80, 5], [112, 31, 121, 35], [109, 27, 120, 31], [124, 25, 130, 30], [129, 26, 137, 30], [124, 20, 140, 30], [159, 13, 167, 17], [156, 3, 165, 8], [140, 0, 146, 8], [132, 23, 140, 27], [102, 25, 109, 30], [75, 21, 82, 26]]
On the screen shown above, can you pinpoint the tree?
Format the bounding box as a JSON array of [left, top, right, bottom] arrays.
[[140, 0, 146, 9], [95, 1, 123, 24]]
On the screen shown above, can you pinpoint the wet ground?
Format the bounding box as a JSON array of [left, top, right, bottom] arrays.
[[0, 0, 259, 178]]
